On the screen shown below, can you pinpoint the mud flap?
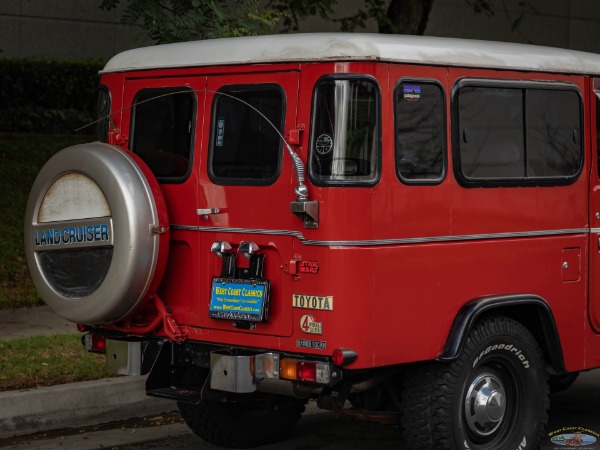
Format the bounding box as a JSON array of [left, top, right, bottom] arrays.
[[145, 341, 222, 404]]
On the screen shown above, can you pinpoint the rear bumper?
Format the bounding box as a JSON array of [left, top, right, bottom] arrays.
[[104, 338, 342, 401]]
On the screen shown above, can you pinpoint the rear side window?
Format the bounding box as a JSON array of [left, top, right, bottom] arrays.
[[455, 81, 582, 185], [209, 84, 284, 186], [131, 87, 195, 181], [309, 77, 380, 186], [526, 89, 582, 177], [95, 86, 111, 143], [597, 94, 600, 177], [395, 81, 445, 183]]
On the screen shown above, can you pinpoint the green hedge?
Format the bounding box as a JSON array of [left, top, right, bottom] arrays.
[[0, 58, 105, 134]]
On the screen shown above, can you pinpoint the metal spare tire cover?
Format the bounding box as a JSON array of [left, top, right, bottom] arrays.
[[24, 142, 170, 324]]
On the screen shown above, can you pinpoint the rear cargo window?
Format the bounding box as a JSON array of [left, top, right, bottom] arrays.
[[309, 76, 380, 186], [395, 81, 445, 183], [597, 95, 600, 177], [455, 81, 582, 185], [130, 87, 195, 181], [209, 84, 284, 185], [95, 86, 111, 143]]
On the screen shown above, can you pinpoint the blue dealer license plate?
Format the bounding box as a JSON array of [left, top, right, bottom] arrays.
[[209, 278, 270, 322]]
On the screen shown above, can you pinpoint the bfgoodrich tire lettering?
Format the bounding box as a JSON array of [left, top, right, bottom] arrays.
[[400, 316, 549, 450]]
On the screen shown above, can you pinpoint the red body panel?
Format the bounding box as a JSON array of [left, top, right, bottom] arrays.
[[100, 59, 600, 373]]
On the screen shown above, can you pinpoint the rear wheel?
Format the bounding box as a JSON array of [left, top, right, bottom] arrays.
[[400, 316, 549, 449], [178, 395, 305, 448]]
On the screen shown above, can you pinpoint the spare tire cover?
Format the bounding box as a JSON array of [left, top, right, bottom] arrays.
[[24, 143, 169, 324]]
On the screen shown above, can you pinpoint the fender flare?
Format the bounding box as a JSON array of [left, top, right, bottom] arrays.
[[437, 294, 566, 372]]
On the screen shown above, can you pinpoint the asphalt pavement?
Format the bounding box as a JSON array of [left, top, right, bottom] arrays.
[[0, 306, 175, 440]]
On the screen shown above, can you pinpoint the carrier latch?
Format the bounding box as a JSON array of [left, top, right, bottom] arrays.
[[291, 200, 319, 228]]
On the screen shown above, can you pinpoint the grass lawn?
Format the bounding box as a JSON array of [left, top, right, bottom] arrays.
[[0, 334, 111, 391], [0, 135, 111, 390], [0, 134, 91, 309]]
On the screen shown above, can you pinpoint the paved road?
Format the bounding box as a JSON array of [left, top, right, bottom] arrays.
[[3, 370, 600, 450]]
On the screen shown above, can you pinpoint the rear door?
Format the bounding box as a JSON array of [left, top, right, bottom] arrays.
[[193, 70, 300, 337]]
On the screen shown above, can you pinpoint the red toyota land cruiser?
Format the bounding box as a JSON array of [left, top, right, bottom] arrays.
[[25, 33, 600, 449]]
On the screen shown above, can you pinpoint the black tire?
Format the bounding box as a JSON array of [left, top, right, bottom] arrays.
[[400, 316, 549, 450], [178, 395, 306, 448]]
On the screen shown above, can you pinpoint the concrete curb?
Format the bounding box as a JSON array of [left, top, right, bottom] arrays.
[[0, 376, 175, 439]]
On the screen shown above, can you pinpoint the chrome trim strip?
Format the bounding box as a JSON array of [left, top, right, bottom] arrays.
[[172, 225, 301, 238], [591, 228, 600, 234], [170, 225, 589, 247]]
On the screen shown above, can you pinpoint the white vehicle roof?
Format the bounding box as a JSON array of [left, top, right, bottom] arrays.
[[102, 33, 600, 76]]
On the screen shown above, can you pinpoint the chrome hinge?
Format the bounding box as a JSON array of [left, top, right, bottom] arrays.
[[150, 224, 167, 234]]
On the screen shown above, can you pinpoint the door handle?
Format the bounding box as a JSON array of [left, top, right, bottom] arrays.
[[196, 208, 221, 215]]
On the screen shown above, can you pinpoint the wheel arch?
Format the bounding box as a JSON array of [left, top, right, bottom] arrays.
[[437, 294, 566, 373]]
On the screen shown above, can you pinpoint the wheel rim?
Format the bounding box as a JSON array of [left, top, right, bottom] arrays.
[[464, 372, 506, 437]]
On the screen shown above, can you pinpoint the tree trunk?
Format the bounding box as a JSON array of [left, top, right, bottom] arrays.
[[380, 0, 436, 35]]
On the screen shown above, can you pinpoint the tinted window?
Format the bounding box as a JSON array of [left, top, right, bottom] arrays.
[[458, 87, 525, 179], [209, 85, 283, 185], [597, 95, 600, 177], [309, 77, 380, 185], [95, 86, 111, 143], [395, 82, 445, 182], [131, 88, 195, 180], [526, 89, 581, 177], [456, 83, 582, 183]]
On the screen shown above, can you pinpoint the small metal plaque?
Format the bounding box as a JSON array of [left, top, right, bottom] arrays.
[[296, 339, 327, 350]]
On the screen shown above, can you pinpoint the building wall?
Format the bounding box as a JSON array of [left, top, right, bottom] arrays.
[[426, 0, 600, 53], [294, 0, 600, 53], [0, 0, 148, 59], [1, 0, 600, 60]]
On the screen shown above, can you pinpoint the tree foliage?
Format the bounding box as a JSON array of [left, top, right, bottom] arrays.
[[99, 0, 281, 42], [100, 0, 536, 44]]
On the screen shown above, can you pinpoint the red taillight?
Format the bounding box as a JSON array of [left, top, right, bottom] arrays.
[[297, 362, 317, 382], [83, 333, 106, 354], [77, 324, 89, 332], [280, 359, 331, 383]]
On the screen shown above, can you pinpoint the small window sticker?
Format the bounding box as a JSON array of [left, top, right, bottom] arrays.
[[403, 85, 421, 102], [216, 116, 225, 147], [315, 134, 333, 155], [300, 314, 323, 335]]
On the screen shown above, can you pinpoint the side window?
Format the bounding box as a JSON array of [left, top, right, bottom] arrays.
[[458, 87, 525, 179], [94, 86, 111, 143], [526, 89, 581, 177], [309, 77, 380, 186], [597, 94, 600, 177], [209, 84, 284, 186], [131, 87, 195, 181], [455, 82, 582, 184], [395, 81, 445, 182]]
